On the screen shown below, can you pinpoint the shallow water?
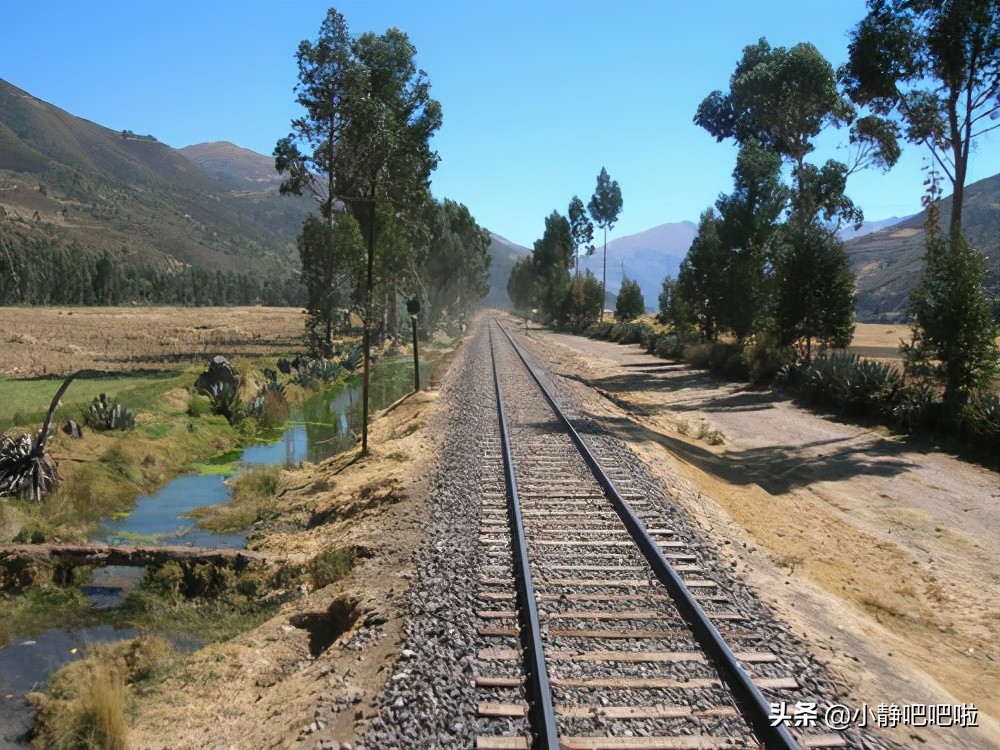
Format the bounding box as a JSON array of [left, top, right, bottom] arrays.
[[0, 360, 426, 741], [0, 625, 138, 748]]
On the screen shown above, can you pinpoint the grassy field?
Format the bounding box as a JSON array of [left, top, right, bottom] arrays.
[[0, 371, 188, 431], [1, 306, 305, 377]]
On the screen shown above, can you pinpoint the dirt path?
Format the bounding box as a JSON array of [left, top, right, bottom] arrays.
[[513, 322, 1000, 750]]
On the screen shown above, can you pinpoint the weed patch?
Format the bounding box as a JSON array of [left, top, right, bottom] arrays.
[[186, 466, 281, 534], [307, 547, 357, 589]]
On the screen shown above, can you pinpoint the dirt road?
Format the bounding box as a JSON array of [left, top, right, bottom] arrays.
[[513, 322, 1000, 750]]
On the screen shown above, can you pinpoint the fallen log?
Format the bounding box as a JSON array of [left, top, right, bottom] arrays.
[[0, 543, 277, 592]]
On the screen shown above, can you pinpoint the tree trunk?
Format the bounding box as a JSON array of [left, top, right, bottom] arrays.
[[362, 184, 377, 454], [600, 226, 607, 322]]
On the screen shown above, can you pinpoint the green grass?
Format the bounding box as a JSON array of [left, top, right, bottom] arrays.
[[308, 547, 357, 589], [0, 371, 186, 431], [186, 466, 281, 533]]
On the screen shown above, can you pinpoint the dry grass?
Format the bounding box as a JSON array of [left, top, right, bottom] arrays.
[[0, 306, 305, 377], [27, 636, 173, 750]]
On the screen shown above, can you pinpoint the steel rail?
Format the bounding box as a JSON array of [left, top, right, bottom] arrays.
[[497, 321, 801, 750], [488, 326, 561, 750]]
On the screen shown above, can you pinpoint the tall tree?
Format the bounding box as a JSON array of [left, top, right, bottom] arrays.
[[696, 38, 884, 352], [840, 0, 1000, 240], [676, 210, 728, 341], [531, 211, 574, 322], [615, 275, 645, 322], [773, 222, 856, 360], [587, 168, 623, 321], [713, 139, 788, 342], [416, 199, 491, 331], [298, 214, 365, 350], [904, 201, 1000, 405], [275, 9, 442, 453], [568, 195, 594, 277]]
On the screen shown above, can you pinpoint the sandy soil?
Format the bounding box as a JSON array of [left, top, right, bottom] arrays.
[[127, 382, 443, 749], [0, 306, 305, 377], [511, 321, 999, 750]]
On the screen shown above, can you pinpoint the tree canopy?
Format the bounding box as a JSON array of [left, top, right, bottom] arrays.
[[840, 0, 1000, 239]]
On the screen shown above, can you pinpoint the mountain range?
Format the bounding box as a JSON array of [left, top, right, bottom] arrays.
[[2, 78, 995, 322], [0, 79, 309, 277]]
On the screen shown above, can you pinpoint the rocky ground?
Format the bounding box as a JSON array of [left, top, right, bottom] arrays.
[[123, 314, 998, 749], [510, 318, 999, 750]]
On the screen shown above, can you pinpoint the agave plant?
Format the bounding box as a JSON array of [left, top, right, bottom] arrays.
[[339, 346, 362, 373], [204, 382, 242, 425], [83, 393, 136, 431], [0, 372, 82, 502]]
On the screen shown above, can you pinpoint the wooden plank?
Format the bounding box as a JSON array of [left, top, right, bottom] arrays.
[[539, 578, 650, 587], [478, 649, 776, 664], [560, 737, 738, 750], [478, 610, 517, 619], [476, 736, 528, 750], [534, 541, 636, 547], [477, 702, 525, 718], [477, 704, 741, 721], [551, 677, 719, 689], [799, 734, 848, 748], [476, 676, 522, 688]]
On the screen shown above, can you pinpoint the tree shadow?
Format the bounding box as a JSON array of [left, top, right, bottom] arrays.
[[589, 412, 919, 495]]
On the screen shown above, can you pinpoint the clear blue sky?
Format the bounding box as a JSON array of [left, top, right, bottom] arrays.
[[2, 0, 997, 249]]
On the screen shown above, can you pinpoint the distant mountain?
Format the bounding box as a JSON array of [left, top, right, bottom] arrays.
[[846, 173, 999, 322], [578, 221, 697, 311], [0, 79, 310, 275], [483, 233, 529, 308], [179, 141, 282, 191], [838, 215, 910, 242]]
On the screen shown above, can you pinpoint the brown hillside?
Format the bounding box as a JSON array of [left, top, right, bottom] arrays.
[[0, 79, 310, 274]]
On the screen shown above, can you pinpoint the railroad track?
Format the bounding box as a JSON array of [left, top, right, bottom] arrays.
[[473, 320, 846, 750]]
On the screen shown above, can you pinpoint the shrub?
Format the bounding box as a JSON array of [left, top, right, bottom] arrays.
[[186, 393, 211, 418], [204, 382, 242, 425], [615, 276, 645, 322], [246, 381, 290, 429], [308, 547, 356, 589], [742, 336, 794, 385], [654, 334, 684, 359], [83, 394, 136, 431], [959, 392, 1000, 446]]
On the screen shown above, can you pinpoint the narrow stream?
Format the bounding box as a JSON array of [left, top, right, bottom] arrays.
[[0, 358, 428, 747]]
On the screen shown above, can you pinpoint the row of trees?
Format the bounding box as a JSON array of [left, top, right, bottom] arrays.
[[275, 7, 492, 451], [0, 237, 304, 306], [507, 168, 624, 328], [661, 0, 998, 408]]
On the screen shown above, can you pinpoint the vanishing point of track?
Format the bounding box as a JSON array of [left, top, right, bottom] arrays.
[[473, 320, 847, 750]]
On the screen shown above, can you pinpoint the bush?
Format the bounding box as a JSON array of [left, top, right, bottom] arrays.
[[308, 547, 356, 589], [742, 336, 794, 385], [83, 394, 136, 431], [615, 276, 645, 322], [654, 334, 684, 359], [203, 382, 242, 425], [794, 353, 902, 418], [959, 392, 1000, 445], [186, 393, 211, 418], [682, 342, 747, 379]]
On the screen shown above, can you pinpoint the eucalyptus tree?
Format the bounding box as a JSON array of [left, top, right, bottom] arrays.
[[275, 7, 442, 453], [695, 38, 894, 351], [587, 168, 623, 321], [840, 0, 1000, 240], [568, 195, 594, 276], [531, 211, 574, 321], [415, 199, 491, 331]]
